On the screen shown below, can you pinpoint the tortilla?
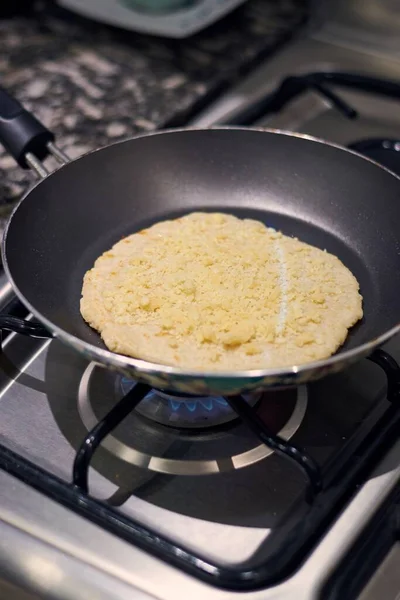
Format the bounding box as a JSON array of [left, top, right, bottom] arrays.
[[80, 212, 363, 371]]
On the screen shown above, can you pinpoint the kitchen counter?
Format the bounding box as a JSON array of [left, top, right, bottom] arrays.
[[0, 0, 309, 217]]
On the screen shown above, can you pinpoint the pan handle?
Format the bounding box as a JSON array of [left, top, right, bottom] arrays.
[[0, 315, 53, 339], [0, 85, 69, 176]]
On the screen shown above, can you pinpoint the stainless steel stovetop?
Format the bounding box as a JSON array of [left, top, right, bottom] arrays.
[[1, 2, 400, 599]]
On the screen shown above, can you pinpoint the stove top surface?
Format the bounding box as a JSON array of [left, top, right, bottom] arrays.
[[0, 319, 399, 570]]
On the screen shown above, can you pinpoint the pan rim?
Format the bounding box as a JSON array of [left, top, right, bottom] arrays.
[[3, 125, 400, 383]]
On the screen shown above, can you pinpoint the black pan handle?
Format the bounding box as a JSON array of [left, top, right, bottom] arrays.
[[0, 315, 53, 339], [0, 85, 54, 168]]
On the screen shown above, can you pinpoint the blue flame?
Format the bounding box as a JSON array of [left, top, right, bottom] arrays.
[[168, 396, 228, 413], [170, 399, 181, 412], [121, 377, 228, 414]]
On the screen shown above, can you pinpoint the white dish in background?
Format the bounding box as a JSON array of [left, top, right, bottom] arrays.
[[57, 0, 247, 38]]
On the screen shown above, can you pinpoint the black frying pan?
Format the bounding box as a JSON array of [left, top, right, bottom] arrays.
[[1, 86, 400, 396]]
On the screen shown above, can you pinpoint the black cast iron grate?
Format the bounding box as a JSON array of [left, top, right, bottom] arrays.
[[0, 325, 399, 590], [212, 72, 400, 127], [72, 382, 322, 497]]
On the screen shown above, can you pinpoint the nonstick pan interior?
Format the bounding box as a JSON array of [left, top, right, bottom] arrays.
[[4, 128, 400, 368]]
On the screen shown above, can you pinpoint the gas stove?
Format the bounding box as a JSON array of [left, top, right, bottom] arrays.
[[1, 305, 400, 600], [2, 2, 400, 599]]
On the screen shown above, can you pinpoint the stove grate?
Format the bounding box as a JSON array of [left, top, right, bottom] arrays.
[[0, 344, 399, 590], [215, 72, 400, 127], [73, 381, 321, 497]]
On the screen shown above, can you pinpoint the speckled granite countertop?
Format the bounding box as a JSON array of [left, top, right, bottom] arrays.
[[0, 0, 309, 217]]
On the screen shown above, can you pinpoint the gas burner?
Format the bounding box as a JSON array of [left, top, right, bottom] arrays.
[[349, 138, 400, 176], [120, 377, 260, 429], [78, 363, 308, 476]]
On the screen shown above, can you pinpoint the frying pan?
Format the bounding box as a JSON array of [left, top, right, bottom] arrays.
[[0, 85, 400, 396]]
